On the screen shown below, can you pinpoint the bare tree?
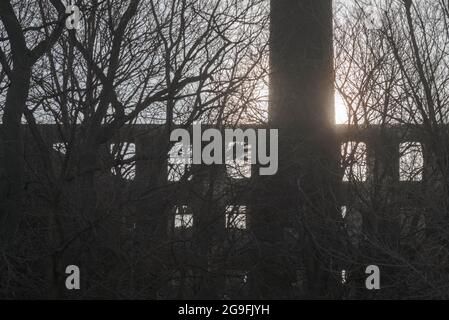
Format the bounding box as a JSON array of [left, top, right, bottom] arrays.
[[1, 0, 269, 298], [334, 0, 449, 298], [0, 0, 66, 246]]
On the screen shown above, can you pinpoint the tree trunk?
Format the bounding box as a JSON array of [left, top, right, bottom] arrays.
[[0, 66, 31, 245]]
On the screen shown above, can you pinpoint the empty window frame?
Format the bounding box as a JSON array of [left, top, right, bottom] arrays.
[[341, 141, 368, 182], [168, 142, 192, 182], [52, 142, 67, 155], [226, 142, 252, 179], [110, 142, 136, 180], [174, 205, 193, 229], [225, 205, 248, 230], [341, 205, 347, 219], [341, 270, 347, 284], [399, 142, 423, 182]]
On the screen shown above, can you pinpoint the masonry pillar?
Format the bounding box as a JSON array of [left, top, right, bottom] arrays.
[[268, 0, 340, 298]]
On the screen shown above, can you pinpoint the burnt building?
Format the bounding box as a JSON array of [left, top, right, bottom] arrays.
[[0, 0, 437, 299]]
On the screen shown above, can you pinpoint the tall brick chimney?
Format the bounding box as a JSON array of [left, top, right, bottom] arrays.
[[266, 0, 339, 298]]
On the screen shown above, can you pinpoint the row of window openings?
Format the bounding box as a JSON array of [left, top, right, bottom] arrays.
[[342, 141, 424, 182], [168, 142, 252, 182], [52, 142, 252, 181], [174, 205, 248, 230], [53, 140, 423, 182]]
